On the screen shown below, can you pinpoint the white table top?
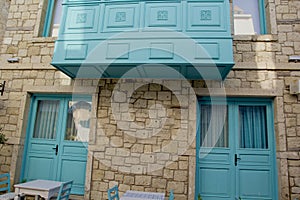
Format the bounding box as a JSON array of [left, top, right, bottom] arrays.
[[14, 180, 62, 191], [121, 190, 165, 200]]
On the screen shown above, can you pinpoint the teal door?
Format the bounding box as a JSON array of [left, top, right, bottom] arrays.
[[22, 95, 91, 195], [196, 99, 277, 200]]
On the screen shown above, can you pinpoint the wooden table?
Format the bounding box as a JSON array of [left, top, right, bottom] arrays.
[[120, 190, 165, 200], [14, 180, 62, 200]]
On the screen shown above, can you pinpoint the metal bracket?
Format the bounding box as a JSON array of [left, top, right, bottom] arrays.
[[0, 81, 5, 96]]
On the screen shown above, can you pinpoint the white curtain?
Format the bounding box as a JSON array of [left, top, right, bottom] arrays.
[[200, 105, 228, 147], [239, 106, 268, 149], [33, 100, 59, 139]]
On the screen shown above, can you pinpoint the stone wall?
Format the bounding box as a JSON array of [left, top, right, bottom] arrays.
[[0, 144, 13, 174], [232, 33, 300, 199], [89, 79, 196, 199], [0, 0, 299, 199], [276, 0, 300, 63], [0, 0, 10, 46]]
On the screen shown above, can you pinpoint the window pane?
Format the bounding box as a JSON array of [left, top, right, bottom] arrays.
[[200, 105, 228, 147], [33, 100, 59, 139], [239, 106, 268, 149], [51, 0, 63, 37], [65, 100, 91, 142], [233, 0, 261, 35]]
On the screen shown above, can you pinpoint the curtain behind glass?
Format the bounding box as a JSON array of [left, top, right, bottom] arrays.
[[239, 106, 268, 149], [200, 105, 228, 147], [65, 101, 91, 142], [33, 100, 59, 139]]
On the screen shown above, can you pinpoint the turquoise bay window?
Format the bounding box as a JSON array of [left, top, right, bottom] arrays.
[[51, 0, 235, 80]]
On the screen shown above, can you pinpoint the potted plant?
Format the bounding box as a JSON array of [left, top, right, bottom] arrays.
[[198, 194, 202, 200], [0, 127, 8, 144]]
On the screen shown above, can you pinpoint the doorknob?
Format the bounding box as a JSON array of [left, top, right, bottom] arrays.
[[52, 145, 58, 155], [234, 154, 241, 166]]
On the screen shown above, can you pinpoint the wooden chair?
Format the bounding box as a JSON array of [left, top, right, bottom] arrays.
[[0, 173, 16, 200], [56, 180, 73, 200], [107, 185, 119, 200], [169, 190, 174, 200]]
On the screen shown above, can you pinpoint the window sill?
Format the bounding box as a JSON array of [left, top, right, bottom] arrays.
[[233, 34, 278, 42], [32, 37, 57, 43]]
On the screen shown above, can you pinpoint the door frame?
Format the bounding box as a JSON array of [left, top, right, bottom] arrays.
[[20, 94, 91, 192], [195, 97, 278, 200]]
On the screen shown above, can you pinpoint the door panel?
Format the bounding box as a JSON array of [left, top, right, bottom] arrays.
[[59, 158, 87, 194], [236, 105, 274, 199], [24, 98, 61, 182], [238, 168, 272, 199], [198, 148, 234, 200], [196, 99, 277, 200], [23, 96, 90, 195], [58, 142, 88, 194], [25, 156, 55, 180], [199, 165, 233, 199]]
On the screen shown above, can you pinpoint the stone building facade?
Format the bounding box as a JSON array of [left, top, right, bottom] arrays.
[[0, 0, 300, 200]]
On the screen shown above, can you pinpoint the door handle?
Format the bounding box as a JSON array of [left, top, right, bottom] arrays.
[[52, 145, 58, 155], [234, 154, 241, 166]]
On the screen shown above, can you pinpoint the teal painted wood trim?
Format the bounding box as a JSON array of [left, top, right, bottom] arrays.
[[195, 97, 278, 200], [268, 102, 279, 200], [259, 0, 267, 34], [21, 94, 91, 195], [195, 102, 200, 200], [42, 0, 55, 37], [20, 95, 36, 182], [51, 0, 235, 80]]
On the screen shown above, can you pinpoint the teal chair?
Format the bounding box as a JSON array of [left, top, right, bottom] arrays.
[[0, 173, 16, 200], [56, 180, 73, 200], [169, 190, 174, 200], [107, 185, 119, 200]]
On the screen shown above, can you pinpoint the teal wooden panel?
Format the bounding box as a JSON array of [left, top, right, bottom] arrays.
[[195, 43, 219, 59], [238, 169, 272, 199], [30, 143, 58, 154], [187, 3, 226, 32], [238, 152, 270, 166], [62, 145, 88, 156], [65, 44, 88, 60], [199, 150, 230, 163], [145, 3, 181, 30], [103, 4, 139, 32], [63, 5, 100, 34], [26, 156, 55, 181], [199, 167, 231, 196], [59, 159, 87, 195], [52, 0, 234, 80], [106, 43, 130, 59], [150, 43, 174, 59]]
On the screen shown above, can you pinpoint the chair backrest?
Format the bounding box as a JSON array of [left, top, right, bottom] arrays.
[[0, 173, 10, 193], [107, 185, 119, 200], [169, 190, 174, 200], [56, 180, 73, 200]]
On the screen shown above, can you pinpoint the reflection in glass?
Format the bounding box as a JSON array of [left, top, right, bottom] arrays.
[[200, 105, 228, 147], [33, 100, 59, 139], [50, 0, 63, 37], [65, 101, 91, 142], [239, 106, 268, 149], [233, 0, 261, 35]]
